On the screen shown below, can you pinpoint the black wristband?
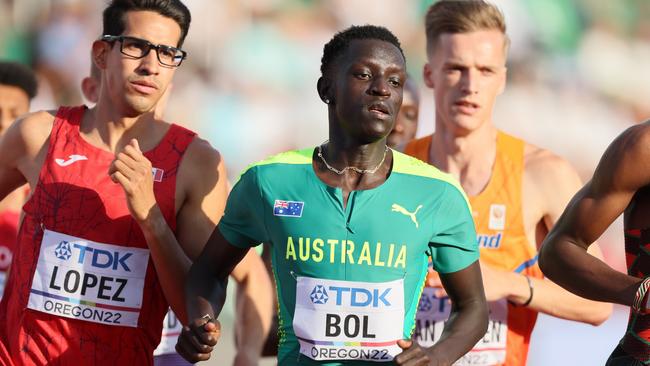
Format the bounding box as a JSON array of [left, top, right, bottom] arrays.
[[508, 275, 533, 307]]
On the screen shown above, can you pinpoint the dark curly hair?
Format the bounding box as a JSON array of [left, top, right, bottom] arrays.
[[320, 25, 405, 77], [0, 61, 38, 99]]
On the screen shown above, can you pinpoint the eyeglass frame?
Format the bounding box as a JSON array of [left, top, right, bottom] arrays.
[[100, 35, 188, 67]]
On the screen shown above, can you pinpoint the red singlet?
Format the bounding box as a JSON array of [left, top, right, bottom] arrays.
[[0, 106, 196, 365]]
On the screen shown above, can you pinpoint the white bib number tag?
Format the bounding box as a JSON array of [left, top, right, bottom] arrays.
[[154, 308, 183, 355], [414, 287, 508, 365], [27, 229, 150, 327], [293, 276, 404, 362]]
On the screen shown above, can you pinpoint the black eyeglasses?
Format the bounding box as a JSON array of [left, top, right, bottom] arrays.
[[101, 35, 187, 67]]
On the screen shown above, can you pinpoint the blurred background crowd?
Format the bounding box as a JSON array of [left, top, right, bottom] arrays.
[[2, 0, 649, 364]]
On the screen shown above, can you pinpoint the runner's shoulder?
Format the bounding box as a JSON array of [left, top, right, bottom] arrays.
[[240, 148, 313, 179], [184, 136, 222, 167], [523, 142, 577, 183], [4, 110, 57, 155], [615, 121, 650, 159], [179, 136, 224, 186], [598, 121, 650, 188], [17, 109, 56, 135]]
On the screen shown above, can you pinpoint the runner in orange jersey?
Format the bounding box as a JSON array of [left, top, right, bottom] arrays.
[[406, 1, 612, 365]]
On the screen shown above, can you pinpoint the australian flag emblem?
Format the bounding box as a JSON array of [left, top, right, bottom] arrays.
[[273, 200, 304, 217]]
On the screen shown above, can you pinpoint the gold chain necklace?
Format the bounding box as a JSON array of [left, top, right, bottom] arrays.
[[317, 141, 388, 175]]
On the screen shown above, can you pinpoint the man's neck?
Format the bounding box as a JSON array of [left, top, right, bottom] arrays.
[[82, 97, 157, 153], [311, 125, 394, 198], [324, 136, 388, 170], [430, 121, 498, 196]]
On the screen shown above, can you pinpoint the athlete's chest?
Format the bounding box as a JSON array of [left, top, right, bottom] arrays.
[[40, 150, 171, 215], [267, 181, 434, 234], [24, 129, 184, 244], [470, 175, 539, 272], [262, 182, 436, 277]]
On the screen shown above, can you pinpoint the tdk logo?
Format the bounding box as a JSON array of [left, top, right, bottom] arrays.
[[59, 243, 133, 272], [329, 286, 391, 307], [418, 294, 433, 312], [310, 285, 329, 304], [54, 241, 72, 260]]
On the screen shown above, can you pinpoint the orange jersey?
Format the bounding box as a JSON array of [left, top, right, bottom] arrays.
[[407, 131, 542, 366]]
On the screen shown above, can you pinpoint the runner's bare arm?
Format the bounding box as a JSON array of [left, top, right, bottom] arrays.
[[395, 260, 488, 365], [480, 149, 611, 324], [177, 228, 252, 363], [231, 248, 274, 365], [539, 124, 650, 307], [471, 149, 611, 324], [0, 111, 54, 197], [111, 137, 227, 324]]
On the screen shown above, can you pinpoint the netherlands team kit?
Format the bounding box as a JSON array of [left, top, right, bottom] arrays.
[[407, 131, 544, 366]]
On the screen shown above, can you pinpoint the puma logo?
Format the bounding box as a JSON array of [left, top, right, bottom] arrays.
[[55, 155, 88, 167], [391, 203, 423, 228]]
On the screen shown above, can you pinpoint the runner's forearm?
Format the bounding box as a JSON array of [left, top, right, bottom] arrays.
[[428, 298, 488, 364], [234, 267, 273, 363], [540, 233, 639, 306], [138, 204, 192, 323], [185, 254, 229, 325], [424, 261, 489, 363], [522, 276, 611, 325]]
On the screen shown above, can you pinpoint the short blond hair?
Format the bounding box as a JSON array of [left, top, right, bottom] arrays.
[[425, 0, 508, 54]]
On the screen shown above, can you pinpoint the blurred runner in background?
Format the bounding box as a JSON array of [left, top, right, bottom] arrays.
[[0, 61, 37, 300]]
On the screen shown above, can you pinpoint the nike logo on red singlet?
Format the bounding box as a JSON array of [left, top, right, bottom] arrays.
[[54, 155, 88, 167]]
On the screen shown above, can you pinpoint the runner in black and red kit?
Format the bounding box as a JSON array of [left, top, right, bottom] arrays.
[[540, 122, 650, 365]]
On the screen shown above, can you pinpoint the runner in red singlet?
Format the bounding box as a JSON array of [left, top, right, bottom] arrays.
[[81, 51, 267, 366], [0, 1, 272, 365], [0, 61, 37, 300]]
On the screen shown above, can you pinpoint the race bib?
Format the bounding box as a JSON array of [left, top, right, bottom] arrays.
[[293, 276, 404, 362], [414, 287, 507, 366], [154, 308, 183, 356], [27, 229, 150, 327]]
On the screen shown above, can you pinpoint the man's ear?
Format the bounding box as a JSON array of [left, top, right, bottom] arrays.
[[81, 77, 99, 104], [497, 67, 507, 95], [92, 40, 110, 70], [423, 63, 435, 89], [317, 76, 334, 105]]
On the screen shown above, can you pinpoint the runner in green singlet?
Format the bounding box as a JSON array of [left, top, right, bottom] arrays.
[[176, 25, 488, 366]]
